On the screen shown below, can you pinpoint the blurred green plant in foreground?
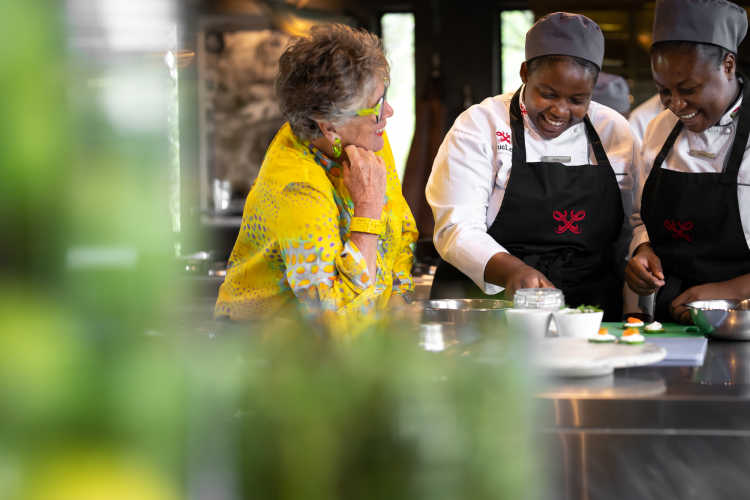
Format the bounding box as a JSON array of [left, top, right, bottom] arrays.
[[230, 323, 536, 500], [0, 1, 538, 499], [1, 302, 537, 499]]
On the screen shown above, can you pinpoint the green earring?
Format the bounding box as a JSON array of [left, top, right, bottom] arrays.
[[332, 137, 342, 158]]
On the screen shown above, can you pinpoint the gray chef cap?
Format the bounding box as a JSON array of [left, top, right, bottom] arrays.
[[592, 73, 631, 115], [652, 0, 748, 53], [525, 12, 604, 69]]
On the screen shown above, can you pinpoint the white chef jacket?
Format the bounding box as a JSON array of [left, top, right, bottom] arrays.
[[426, 87, 637, 294], [628, 94, 664, 144], [631, 93, 750, 254]]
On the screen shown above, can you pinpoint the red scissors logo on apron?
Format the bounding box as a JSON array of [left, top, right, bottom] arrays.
[[664, 219, 694, 242], [553, 210, 586, 234]]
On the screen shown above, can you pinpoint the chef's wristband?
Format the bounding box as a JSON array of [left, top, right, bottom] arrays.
[[350, 216, 384, 235]]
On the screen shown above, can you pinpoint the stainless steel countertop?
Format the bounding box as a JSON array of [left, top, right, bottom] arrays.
[[534, 339, 750, 499], [413, 312, 750, 499], [538, 340, 750, 430]]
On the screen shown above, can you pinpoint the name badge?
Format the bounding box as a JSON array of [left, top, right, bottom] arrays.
[[540, 156, 571, 163], [688, 150, 717, 159]]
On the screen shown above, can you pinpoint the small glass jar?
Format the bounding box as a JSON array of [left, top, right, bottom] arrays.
[[513, 288, 564, 311]]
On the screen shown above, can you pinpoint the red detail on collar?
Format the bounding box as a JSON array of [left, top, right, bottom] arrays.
[[664, 219, 693, 242], [553, 210, 586, 234]]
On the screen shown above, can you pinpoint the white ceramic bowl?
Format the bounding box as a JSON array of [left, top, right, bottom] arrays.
[[505, 308, 553, 339], [552, 309, 604, 339]]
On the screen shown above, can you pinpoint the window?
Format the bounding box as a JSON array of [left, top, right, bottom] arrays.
[[500, 10, 534, 94], [381, 13, 415, 180]]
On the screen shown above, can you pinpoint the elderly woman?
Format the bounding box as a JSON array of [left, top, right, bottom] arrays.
[[215, 24, 418, 333], [626, 0, 750, 322], [426, 13, 635, 320]]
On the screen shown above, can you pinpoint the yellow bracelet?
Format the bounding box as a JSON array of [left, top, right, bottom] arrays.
[[349, 216, 384, 235]]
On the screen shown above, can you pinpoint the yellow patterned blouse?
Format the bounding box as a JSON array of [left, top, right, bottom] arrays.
[[215, 123, 418, 334]]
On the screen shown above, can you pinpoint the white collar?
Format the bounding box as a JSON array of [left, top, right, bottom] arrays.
[[717, 91, 743, 127], [683, 88, 743, 159]]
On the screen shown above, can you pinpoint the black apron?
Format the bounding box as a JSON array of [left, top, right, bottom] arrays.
[[643, 79, 750, 321], [431, 88, 625, 321]]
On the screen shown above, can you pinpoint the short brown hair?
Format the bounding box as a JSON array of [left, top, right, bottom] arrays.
[[275, 24, 389, 142]]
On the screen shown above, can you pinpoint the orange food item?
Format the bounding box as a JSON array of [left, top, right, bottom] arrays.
[[625, 317, 642, 324], [623, 327, 639, 336], [598, 327, 608, 335]]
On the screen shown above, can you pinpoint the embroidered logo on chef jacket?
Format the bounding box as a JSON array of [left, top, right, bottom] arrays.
[[664, 219, 694, 242], [553, 209, 586, 234], [495, 130, 512, 152]]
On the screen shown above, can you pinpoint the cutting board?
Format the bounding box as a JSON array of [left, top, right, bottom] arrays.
[[601, 321, 704, 338], [647, 338, 708, 366], [601, 322, 707, 366], [530, 338, 667, 377]]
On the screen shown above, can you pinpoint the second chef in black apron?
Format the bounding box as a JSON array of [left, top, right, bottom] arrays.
[[626, 0, 750, 323], [426, 13, 636, 321]]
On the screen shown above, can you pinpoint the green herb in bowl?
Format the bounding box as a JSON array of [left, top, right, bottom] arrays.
[[570, 305, 603, 314]]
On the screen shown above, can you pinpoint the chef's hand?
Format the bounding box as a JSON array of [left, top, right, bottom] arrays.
[[625, 243, 666, 295], [342, 144, 386, 219], [671, 281, 741, 324], [485, 252, 555, 299]]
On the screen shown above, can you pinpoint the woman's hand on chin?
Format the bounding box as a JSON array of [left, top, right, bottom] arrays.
[[342, 144, 386, 219]]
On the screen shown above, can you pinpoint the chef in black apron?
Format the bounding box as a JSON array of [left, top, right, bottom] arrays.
[[426, 13, 635, 321], [626, 0, 750, 323]]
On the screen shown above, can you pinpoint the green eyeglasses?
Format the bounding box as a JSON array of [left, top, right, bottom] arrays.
[[354, 86, 388, 123]]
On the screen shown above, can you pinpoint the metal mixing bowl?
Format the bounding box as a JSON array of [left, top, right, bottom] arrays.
[[415, 298, 512, 326], [687, 299, 750, 340]]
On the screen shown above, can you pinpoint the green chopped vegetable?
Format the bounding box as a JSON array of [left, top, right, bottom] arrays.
[[575, 304, 602, 312]]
